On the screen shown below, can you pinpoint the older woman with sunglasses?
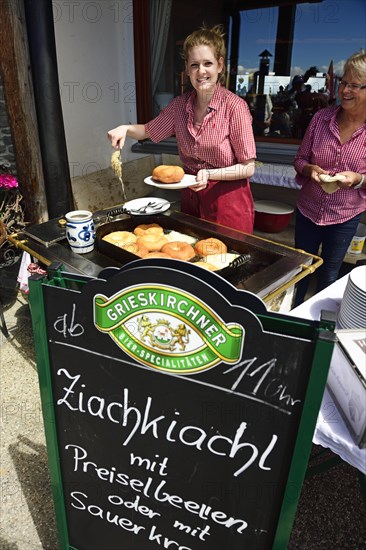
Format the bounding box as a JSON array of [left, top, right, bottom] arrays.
[[293, 49, 366, 306]]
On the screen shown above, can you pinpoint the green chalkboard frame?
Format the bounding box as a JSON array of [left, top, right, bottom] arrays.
[[29, 273, 70, 550], [28, 269, 336, 550]]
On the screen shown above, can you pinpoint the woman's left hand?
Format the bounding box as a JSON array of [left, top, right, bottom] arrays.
[[336, 171, 361, 189], [189, 169, 209, 192]]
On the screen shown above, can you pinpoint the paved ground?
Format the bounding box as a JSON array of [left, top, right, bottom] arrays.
[[1, 260, 366, 549]]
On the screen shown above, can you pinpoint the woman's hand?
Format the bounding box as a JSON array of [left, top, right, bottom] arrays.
[[334, 171, 361, 189], [302, 164, 329, 185], [302, 165, 363, 190], [189, 169, 209, 192], [189, 162, 256, 192], [107, 124, 147, 149], [107, 125, 129, 149]]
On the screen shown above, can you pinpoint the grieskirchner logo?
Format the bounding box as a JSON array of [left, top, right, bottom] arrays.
[[94, 284, 244, 374]]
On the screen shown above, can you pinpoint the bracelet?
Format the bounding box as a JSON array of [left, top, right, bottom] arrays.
[[353, 173, 365, 189]]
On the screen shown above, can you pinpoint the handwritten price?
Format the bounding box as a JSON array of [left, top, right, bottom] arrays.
[[54, 303, 84, 338]]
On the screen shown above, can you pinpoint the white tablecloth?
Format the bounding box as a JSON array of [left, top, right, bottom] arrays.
[[289, 274, 366, 474], [250, 163, 301, 189]]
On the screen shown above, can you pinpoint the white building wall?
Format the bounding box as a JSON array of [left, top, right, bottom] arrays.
[[53, 0, 137, 178]]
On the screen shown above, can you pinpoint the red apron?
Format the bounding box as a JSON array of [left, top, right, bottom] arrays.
[[180, 179, 254, 234]]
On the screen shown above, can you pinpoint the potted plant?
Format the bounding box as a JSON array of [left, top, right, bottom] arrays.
[[0, 164, 26, 267]]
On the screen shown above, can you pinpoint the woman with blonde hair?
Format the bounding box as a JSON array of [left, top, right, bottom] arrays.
[[108, 25, 256, 233], [293, 49, 366, 305]]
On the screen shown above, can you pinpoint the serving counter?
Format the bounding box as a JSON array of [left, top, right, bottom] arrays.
[[9, 208, 321, 305], [250, 162, 300, 189]]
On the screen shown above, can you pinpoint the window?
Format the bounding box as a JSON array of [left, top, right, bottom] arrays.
[[133, 0, 365, 159], [230, 0, 365, 143], [133, 0, 228, 122]]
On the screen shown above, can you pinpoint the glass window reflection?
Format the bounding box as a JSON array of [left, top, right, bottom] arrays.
[[233, 0, 365, 141]]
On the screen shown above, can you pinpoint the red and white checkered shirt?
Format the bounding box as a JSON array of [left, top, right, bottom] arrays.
[[295, 106, 366, 225], [145, 85, 256, 174]]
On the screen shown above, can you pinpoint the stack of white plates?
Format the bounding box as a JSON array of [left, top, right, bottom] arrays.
[[338, 265, 366, 329]]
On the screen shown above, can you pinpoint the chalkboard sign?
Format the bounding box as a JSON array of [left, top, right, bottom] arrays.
[[29, 260, 336, 550]]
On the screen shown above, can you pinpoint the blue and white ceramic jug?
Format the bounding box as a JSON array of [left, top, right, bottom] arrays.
[[65, 210, 96, 254]]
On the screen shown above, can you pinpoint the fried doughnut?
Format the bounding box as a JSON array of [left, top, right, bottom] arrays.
[[319, 174, 346, 183], [122, 242, 149, 257], [133, 223, 164, 237], [193, 261, 218, 271], [102, 231, 137, 246], [161, 241, 195, 261], [319, 174, 345, 194], [195, 238, 227, 257], [137, 234, 168, 251], [152, 165, 185, 184], [143, 252, 171, 259]]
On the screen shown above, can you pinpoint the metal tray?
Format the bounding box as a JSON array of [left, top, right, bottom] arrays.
[[96, 215, 311, 298]]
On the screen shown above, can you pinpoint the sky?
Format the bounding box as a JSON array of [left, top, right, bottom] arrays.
[[236, 0, 365, 78]]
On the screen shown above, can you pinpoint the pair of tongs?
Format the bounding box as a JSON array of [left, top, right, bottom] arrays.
[[93, 205, 126, 224], [126, 201, 163, 214], [94, 200, 177, 223], [217, 253, 252, 275]]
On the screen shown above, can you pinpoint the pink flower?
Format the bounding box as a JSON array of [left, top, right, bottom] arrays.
[[0, 174, 18, 189]]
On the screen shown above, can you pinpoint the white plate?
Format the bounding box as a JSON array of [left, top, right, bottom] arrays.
[[144, 174, 197, 190], [350, 265, 366, 293], [337, 268, 366, 330], [123, 197, 170, 215]]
